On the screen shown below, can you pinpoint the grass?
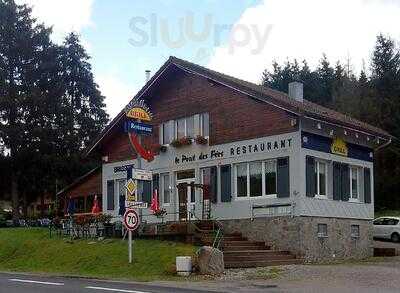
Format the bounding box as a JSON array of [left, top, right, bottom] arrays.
[[375, 209, 400, 218], [0, 228, 196, 281]]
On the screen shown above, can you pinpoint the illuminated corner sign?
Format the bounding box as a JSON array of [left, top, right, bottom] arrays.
[[125, 98, 153, 121], [124, 120, 153, 135], [126, 107, 152, 121], [331, 138, 348, 157]]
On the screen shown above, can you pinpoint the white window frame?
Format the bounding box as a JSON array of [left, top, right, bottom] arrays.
[[234, 160, 277, 200], [175, 115, 195, 139], [199, 112, 210, 138], [315, 160, 328, 199], [161, 122, 172, 145], [349, 166, 360, 202], [161, 173, 171, 206]]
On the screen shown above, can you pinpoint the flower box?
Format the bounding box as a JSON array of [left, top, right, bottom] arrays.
[[195, 135, 208, 145], [171, 137, 192, 148]]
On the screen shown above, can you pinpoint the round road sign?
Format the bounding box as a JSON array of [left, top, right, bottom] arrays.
[[123, 209, 139, 231]]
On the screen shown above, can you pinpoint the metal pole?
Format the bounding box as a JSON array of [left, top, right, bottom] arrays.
[[128, 230, 132, 263]]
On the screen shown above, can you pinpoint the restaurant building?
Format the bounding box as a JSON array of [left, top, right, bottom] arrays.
[[86, 56, 391, 261]]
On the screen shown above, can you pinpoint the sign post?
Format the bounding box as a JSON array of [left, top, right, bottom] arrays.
[[123, 209, 139, 263]]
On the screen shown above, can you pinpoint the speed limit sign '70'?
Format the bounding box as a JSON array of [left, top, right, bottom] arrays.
[[123, 209, 139, 231]]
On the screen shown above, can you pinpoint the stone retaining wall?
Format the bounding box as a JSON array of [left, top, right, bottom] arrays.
[[221, 216, 373, 262]]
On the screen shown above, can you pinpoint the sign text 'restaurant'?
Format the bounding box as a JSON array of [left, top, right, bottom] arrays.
[[174, 138, 292, 164]]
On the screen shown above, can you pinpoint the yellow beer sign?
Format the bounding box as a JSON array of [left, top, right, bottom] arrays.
[[126, 107, 152, 121], [331, 138, 348, 157], [125, 97, 152, 121]]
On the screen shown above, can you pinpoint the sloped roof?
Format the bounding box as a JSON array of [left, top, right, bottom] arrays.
[[86, 56, 391, 155], [56, 166, 101, 197]]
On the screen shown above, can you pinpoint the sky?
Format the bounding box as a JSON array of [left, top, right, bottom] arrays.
[[15, 0, 400, 120]]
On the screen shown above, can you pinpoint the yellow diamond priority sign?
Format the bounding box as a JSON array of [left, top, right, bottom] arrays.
[[125, 179, 137, 195]]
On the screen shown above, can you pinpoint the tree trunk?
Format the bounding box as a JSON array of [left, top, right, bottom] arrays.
[[11, 171, 19, 221], [40, 191, 45, 218]]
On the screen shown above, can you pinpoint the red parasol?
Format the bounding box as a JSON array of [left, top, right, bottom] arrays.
[[91, 195, 101, 214], [150, 189, 159, 213]]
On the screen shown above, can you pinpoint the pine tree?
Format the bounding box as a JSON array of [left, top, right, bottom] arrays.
[[0, 0, 54, 219]]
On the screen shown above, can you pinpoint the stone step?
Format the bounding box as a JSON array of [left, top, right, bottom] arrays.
[[223, 245, 270, 251], [223, 240, 266, 246], [224, 253, 296, 262], [201, 235, 245, 242], [223, 250, 291, 257], [225, 258, 303, 269]]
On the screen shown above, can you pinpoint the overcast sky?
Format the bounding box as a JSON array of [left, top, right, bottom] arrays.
[[16, 0, 400, 119]]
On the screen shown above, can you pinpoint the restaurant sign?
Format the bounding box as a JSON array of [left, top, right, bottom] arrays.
[[174, 137, 293, 165], [125, 98, 153, 121]]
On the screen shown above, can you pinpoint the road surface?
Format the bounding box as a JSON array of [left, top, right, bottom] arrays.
[[0, 273, 228, 293]]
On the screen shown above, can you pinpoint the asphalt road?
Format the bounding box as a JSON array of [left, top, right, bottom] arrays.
[[0, 273, 227, 293]]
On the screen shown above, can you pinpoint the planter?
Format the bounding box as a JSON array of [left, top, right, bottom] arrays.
[[195, 135, 208, 145], [171, 137, 192, 148]]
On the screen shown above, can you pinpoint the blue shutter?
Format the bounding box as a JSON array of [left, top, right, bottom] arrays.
[[333, 162, 342, 201], [277, 157, 290, 198], [341, 164, 350, 201], [106, 180, 114, 210], [220, 165, 232, 202], [364, 168, 371, 204], [306, 156, 315, 197], [210, 166, 218, 203], [142, 181, 152, 204]]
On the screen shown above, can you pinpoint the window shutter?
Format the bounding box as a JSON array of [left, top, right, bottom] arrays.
[[106, 180, 114, 210], [341, 164, 350, 201], [364, 168, 371, 204], [220, 165, 232, 202], [277, 157, 290, 198], [127, 167, 132, 179], [333, 162, 342, 201], [306, 156, 315, 197], [142, 181, 152, 204], [210, 166, 218, 203]]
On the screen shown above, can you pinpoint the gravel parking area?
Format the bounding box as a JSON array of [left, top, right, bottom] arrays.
[[156, 256, 400, 293]]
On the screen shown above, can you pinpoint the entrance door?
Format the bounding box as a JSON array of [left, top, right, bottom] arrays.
[[177, 179, 195, 221]]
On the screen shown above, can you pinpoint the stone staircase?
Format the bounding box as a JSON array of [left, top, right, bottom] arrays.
[[196, 223, 301, 268]]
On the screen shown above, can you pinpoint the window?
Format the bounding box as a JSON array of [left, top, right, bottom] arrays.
[[176, 116, 195, 138], [117, 179, 126, 199], [315, 161, 327, 197], [162, 122, 172, 144], [106, 180, 114, 211], [201, 167, 217, 203], [249, 162, 262, 197], [161, 173, 170, 205], [236, 163, 248, 197], [186, 116, 194, 138], [177, 169, 195, 180], [351, 225, 360, 238], [265, 160, 277, 195], [200, 113, 209, 137], [350, 166, 359, 200], [317, 223, 328, 238], [76, 197, 85, 213], [176, 118, 186, 139], [235, 160, 278, 198]]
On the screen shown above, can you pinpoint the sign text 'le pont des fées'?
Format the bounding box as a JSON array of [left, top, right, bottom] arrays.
[[174, 138, 293, 164]]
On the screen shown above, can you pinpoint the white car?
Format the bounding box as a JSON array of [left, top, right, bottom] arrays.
[[373, 217, 400, 242]]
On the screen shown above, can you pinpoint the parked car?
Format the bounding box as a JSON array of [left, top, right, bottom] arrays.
[[373, 217, 400, 242]]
